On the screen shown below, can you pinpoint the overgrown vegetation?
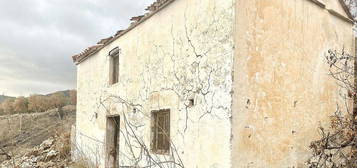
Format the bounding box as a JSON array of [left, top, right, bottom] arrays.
[[307, 49, 357, 168], [0, 105, 76, 166], [0, 90, 76, 115]]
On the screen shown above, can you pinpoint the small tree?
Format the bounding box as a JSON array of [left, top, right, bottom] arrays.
[[13, 96, 28, 114], [1, 99, 15, 115], [28, 94, 47, 113], [48, 92, 67, 119]]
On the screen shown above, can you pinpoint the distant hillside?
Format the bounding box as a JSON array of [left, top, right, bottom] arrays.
[[0, 90, 73, 104], [0, 95, 14, 103], [45, 90, 71, 97], [0, 90, 76, 115]]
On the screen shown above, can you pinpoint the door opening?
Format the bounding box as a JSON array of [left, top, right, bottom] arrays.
[[106, 115, 120, 168]]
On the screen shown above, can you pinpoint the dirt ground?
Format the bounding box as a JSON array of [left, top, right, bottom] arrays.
[[0, 105, 75, 163]]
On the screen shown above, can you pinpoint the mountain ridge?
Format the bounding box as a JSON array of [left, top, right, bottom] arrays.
[[0, 95, 14, 103]]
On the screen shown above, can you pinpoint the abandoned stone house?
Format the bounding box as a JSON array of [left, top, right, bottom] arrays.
[[71, 0, 355, 167]]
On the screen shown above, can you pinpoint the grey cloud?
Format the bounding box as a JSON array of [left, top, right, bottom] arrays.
[[0, 0, 155, 96]]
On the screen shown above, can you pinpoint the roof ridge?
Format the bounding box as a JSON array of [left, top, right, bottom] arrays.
[[72, 0, 174, 64]]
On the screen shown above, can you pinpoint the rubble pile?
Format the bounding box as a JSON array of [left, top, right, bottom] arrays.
[[1, 135, 71, 168]]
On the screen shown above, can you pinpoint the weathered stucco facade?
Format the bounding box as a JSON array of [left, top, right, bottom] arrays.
[[232, 0, 354, 167], [72, 0, 354, 167], [74, 0, 234, 167]]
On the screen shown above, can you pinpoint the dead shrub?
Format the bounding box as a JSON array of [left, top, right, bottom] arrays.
[[55, 131, 71, 159], [307, 49, 357, 168]]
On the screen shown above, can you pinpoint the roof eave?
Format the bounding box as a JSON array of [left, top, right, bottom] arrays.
[[73, 0, 176, 65], [338, 0, 355, 22]]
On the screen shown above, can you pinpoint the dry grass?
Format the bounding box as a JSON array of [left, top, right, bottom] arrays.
[[70, 158, 93, 168], [55, 131, 71, 159]]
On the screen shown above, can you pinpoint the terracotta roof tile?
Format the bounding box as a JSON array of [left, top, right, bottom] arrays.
[[146, 0, 170, 12], [97, 36, 113, 45], [72, 0, 175, 64], [130, 15, 144, 22], [72, 44, 103, 63], [71, 0, 354, 65], [114, 30, 125, 37]]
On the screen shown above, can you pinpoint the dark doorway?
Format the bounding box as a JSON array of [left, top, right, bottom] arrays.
[[105, 115, 120, 168]]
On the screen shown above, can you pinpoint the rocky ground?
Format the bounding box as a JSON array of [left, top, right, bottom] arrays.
[[0, 105, 76, 167], [1, 133, 71, 168]]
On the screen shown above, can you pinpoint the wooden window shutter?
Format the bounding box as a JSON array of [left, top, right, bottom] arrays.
[[151, 109, 170, 154], [163, 111, 170, 150]]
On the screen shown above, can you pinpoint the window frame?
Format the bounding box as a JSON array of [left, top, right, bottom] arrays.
[[151, 109, 170, 155], [109, 47, 120, 85]]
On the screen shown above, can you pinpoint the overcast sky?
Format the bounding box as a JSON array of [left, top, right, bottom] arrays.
[[0, 0, 356, 97], [0, 0, 155, 97]]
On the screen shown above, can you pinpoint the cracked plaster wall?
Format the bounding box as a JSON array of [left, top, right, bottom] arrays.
[[75, 0, 234, 167], [232, 0, 354, 167], [75, 0, 354, 167]]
